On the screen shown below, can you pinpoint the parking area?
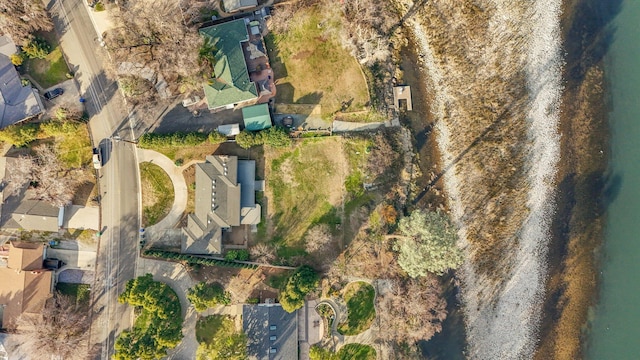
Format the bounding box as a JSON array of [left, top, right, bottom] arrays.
[[40, 79, 84, 115]]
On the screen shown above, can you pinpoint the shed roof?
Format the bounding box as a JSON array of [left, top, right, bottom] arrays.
[[9, 200, 61, 232], [242, 104, 272, 131], [200, 20, 258, 109], [222, 0, 258, 12]]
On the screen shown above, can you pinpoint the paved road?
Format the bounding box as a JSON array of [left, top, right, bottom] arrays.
[[48, 0, 140, 358]]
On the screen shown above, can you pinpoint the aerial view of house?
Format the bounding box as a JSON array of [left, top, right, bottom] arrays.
[[0, 54, 44, 129], [182, 155, 261, 255], [243, 303, 298, 360], [0, 242, 52, 330]]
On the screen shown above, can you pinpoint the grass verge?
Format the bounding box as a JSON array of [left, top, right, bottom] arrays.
[[140, 162, 174, 226], [266, 9, 369, 117], [337, 281, 376, 335]]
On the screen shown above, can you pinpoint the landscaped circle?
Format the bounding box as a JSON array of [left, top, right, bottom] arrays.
[[337, 281, 376, 336]]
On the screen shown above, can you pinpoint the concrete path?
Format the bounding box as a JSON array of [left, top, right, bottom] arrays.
[[137, 148, 187, 230], [136, 258, 198, 360]]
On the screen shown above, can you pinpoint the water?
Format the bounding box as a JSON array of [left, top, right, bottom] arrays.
[[586, 0, 640, 358]]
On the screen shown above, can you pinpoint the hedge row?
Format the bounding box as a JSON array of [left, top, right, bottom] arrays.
[[138, 132, 208, 148], [144, 249, 258, 269]]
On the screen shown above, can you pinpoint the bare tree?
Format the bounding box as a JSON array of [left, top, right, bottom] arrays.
[[15, 294, 92, 360], [0, 0, 53, 45], [304, 224, 334, 254], [377, 276, 447, 344], [31, 144, 77, 207], [338, 0, 395, 65], [249, 243, 276, 264], [366, 132, 398, 179], [3, 155, 36, 198], [106, 0, 205, 95]]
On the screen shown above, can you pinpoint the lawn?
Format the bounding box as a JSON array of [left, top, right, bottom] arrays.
[[55, 124, 92, 168], [24, 46, 69, 89], [150, 142, 220, 163], [265, 137, 347, 246], [196, 315, 234, 344], [140, 162, 175, 226], [337, 281, 376, 335], [266, 9, 369, 118], [56, 282, 90, 308], [338, 344, 376, 360]]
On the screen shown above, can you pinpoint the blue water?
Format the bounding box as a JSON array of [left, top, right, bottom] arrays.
[[586, 0, 640, 358]]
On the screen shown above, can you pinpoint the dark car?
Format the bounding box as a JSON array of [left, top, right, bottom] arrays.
[[282, 116, 294, 128], [43, 88, 64, 100]]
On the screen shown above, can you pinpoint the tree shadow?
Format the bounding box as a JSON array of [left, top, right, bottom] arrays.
[[275, 82, 295, 103], [563, 0, 622, 87]]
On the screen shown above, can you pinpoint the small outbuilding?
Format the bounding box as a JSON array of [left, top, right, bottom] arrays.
[[217, 123, 241, 136], [242, 103, 272, 131]]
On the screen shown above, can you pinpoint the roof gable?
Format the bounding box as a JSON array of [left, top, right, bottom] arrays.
[[200, 20, 258, 109], [0, 54, 43, 128]]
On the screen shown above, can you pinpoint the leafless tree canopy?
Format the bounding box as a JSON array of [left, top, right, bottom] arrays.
[[249, 243, 276, 264], [0, 0, 53, 45], [3, 155, 36, 198], [339, 0, 396, 65], [106, 0, 205, 94], [377, 276, 447, 344], [304, 224, 334, 255], [366, 132, 398, 179], [15, 294, 92, 360], [6, 145, 77, 207]]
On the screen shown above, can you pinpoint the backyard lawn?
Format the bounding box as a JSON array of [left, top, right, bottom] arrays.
[[266, 10, 369, 118], [264, 137, 347, 247], [140, 162, 174, 226], [337, 344, 376, 360], [337, 281, 376, 335]]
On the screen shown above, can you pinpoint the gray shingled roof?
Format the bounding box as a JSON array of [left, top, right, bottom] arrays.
[[183, 155, 260, 255], [243, 304, 298, 360], [0, 54, 43, 128], [9, 200, 61, 232]]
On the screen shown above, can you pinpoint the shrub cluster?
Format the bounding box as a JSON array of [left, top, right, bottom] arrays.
[[235, 127, 291, 149], [187, 282, 231, 311], [279, 265, 319, 313], [114, 274, 183, 360], [144, 249, 258, 269], [138, 132, 208, 148], [224, 249, 250, 261]]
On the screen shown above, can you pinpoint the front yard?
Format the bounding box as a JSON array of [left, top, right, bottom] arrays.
[[266, 9, 369, 118], [21, 32, 70, 89], [140, 162, 174, 226], [337, 281, 376, 336]]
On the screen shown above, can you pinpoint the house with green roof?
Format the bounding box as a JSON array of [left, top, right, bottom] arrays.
[[200, 19, 259, 110], [242, 103, 272, 131]]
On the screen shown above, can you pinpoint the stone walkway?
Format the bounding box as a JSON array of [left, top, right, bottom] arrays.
[[137, 148, 188, 231]]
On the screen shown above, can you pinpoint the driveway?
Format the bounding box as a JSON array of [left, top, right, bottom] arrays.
[[136, 258, 198, 360], [137, 148, 187, 231], [40, 79, 84, 115]]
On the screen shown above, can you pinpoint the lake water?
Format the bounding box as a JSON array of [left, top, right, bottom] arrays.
[[586, 0, 640, 358]]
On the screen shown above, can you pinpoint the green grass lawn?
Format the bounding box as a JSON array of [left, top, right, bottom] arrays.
[[337, 344, 376, 360], [266, 138, 346, 246], [55, 124, 92, 168], [266, 10, 369, 118], [24, 46, 69, 89], [337, 282, 376, 335], [140, 162, 175, 226], [56, 282, 90, 308], [196, 315, 232, 343]]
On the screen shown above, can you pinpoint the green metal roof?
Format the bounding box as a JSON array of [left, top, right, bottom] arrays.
[[242, 104, 272, 131], [200, 20, 258, 109]]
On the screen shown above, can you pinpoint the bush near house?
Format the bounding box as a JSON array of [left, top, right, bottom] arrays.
[[196, 315, 247, 360], [224, 249, 249, 261], [23, 37, 51, 59], [187, 282, 231, 311], [279, 265, 319, 313], [11, 53, 24, 66], [235, 127, 291, 149]]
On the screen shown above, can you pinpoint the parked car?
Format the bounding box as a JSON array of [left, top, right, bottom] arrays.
[[92, 147, 102, 169], [43, 88, 64, 100]]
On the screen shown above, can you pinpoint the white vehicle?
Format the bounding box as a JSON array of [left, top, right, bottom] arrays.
[[92, 147, 102, 169]]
